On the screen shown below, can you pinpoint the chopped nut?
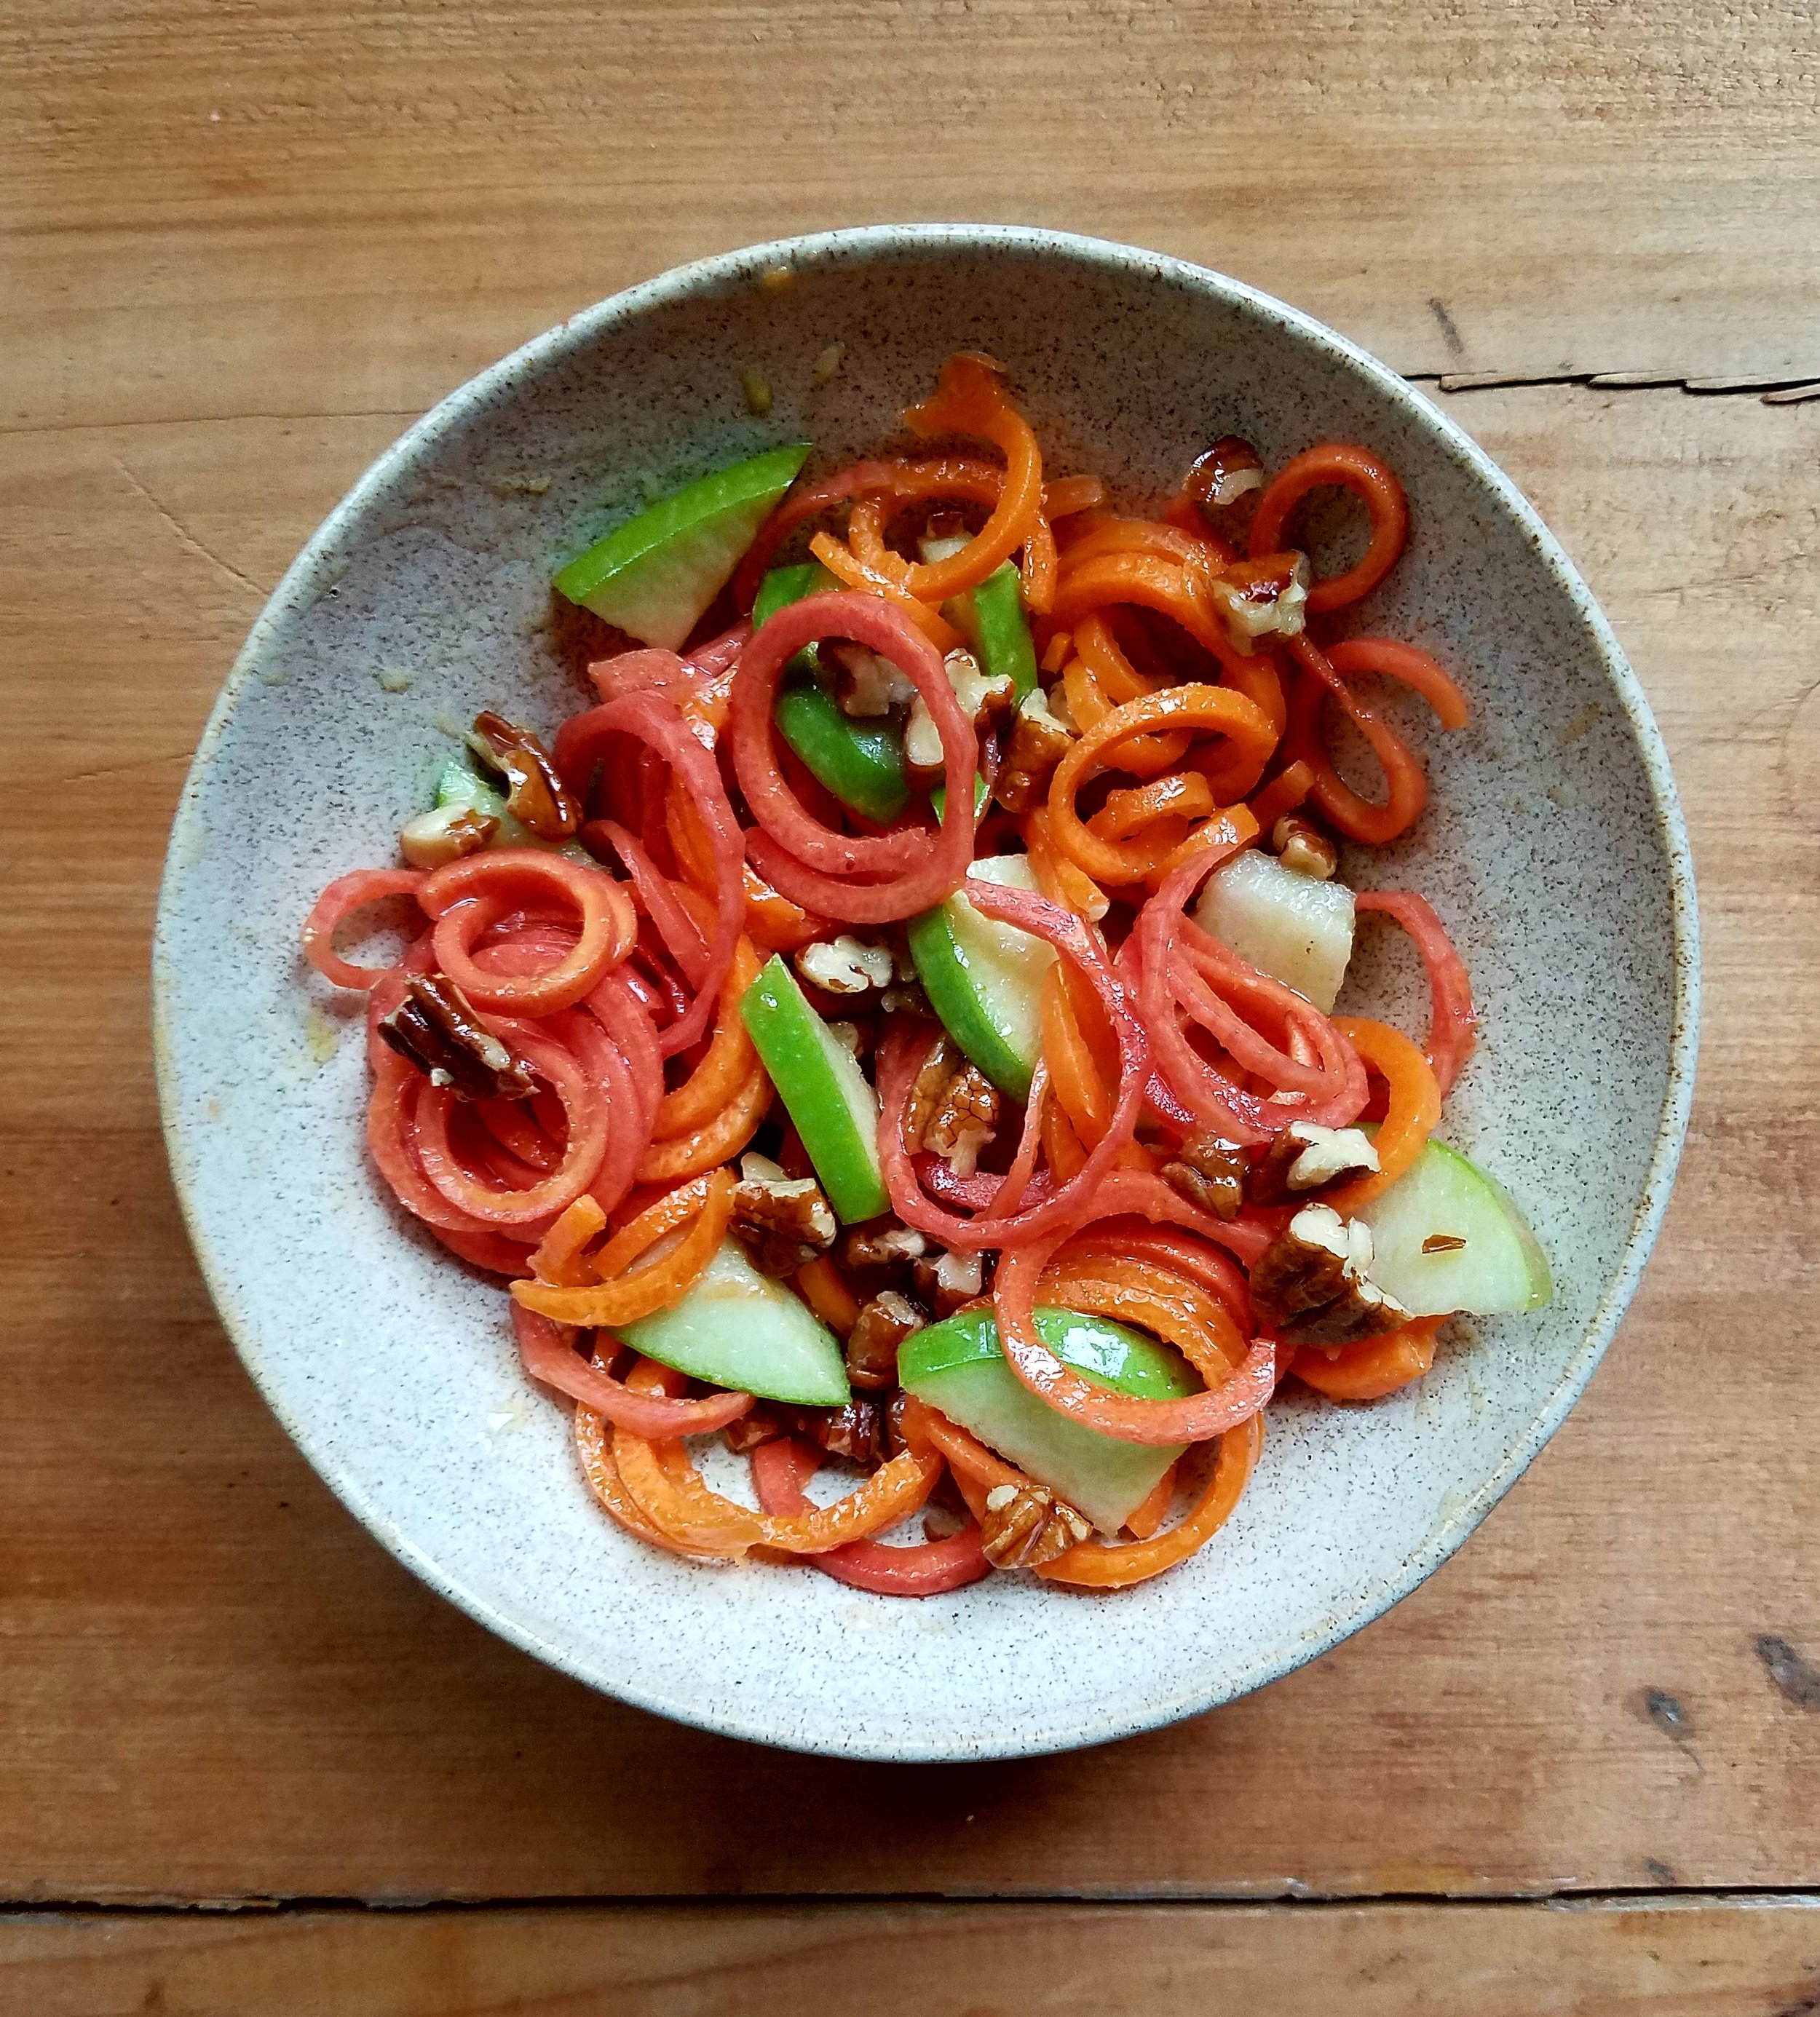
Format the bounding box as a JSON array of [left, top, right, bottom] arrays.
[[993, 687, 1077, 813], [794, 934, 895, 997], [913, 1247, 986, 1318], [881, 979, 934, 1018], [399, 803, 499, 869], [905, 1035, 964, 1149], [731, 1169, 837, 1277], [722, 1406, 783, 1456], [378, 972, 538, 1101], [1197, 551, 1311, 657], [786, 1399, 885, 1469], [1272, 814, 1339, 881], [1251, 1202, 1409, 1347], [922, 1065, 1000, 1178], [826, 1019, 866, 1059], [845, 1289, 925, 1390], [842, 1218, 930, 1270], [1161, 1132, 1248, 1221], [903, 648, 1015, 777], [834, 643, 917, 718], [1249, 1122, 1380, 1205], [1184, 435, 1266, 524], [468, 710, 580, 839], [980, 1482, 1093, 1568], [1423, 1232, 1468, 1254]]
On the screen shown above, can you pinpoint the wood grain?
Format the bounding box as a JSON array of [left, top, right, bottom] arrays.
[[5, 0, 1819, 445], [4, 379, 1816, 1905], [7, 1900, 1820, 2015]]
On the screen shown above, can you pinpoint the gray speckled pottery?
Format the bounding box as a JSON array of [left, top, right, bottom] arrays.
[[154, 227, 1697, 1762]]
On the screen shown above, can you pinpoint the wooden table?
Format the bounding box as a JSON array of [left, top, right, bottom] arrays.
[[7, 1, 1819, 2006]]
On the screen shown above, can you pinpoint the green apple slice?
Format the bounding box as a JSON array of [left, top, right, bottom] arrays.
[[553, 443, 811, 650], [1195, 846, 1356, 1013], [906, 854, 1056, 1101], [919, 534, 1038, 704], [899, 1305, 1195, 1532], [739, 955, 889, 1224], [617, 1235, 850, 1405], [1357, 1138, 1552, 1316]]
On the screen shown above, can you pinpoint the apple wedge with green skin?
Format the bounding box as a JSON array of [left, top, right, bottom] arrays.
[[617, 1235, 850, 1406], [919, 534, 1037, 702], [899, 1306, 1195, 1533], [553, 443, 811, 650], [756, 562, 910, 825], [1357, 1137, 1552, 1317], [906, 854, 1056, 1101], [738, 955, 890, 1224]]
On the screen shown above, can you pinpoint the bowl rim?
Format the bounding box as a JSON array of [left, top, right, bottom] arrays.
[[153, 223, 1700, 1761]]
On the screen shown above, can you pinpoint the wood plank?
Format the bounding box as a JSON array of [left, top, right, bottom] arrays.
[[6, 1901, 1820, 2014], [4, 0, 1819, 440], [3, 381, 1816, 1903]]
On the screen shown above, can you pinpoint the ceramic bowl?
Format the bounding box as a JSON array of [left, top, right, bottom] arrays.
[[154, 226, 1697, 1761]]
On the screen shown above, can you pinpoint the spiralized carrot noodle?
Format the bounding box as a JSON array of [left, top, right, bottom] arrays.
[[572, 1366, 734, 1560], [1122, 1464, 1177, 1540], [794, 1253, 862, 1338], [635, 1060, 771, 1183], [1283, 636, 1431, 846], [1064, 613, 1192, 776], [650, 936, 762, 1139], [665, 778, 830, 952], [1293, 1317, 1443, 1401], [1046, 689, 1274, 884], [809, 531, 966, 652], [529, 1194, 607, 1287], [417, 849, 635, 1017], [751, 1440, 990, 1596], [1246, 760, 1315, 834], [510, 1168, 735, 1325], [612, 1360, 943, 1557], [1356, 891, 1479, 1096], [515, 1306, 752, 1438], [302, 868, 426, 991], [1323, 1017, 1443, 1212], [1249, 442, 1409, 612], [1037, 1414, 1262, 1588]]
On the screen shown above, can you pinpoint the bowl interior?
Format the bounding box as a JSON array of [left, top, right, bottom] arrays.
[[155, 229, 1693, 1760]]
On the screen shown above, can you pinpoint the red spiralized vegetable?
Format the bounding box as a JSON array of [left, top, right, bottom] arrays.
[[432, 1225, 536, 1274], [418, 850, 636, 1017], [728, 591, 978, 924], [587, 967, 664, 1152], [877, 881, 1149, 1251], [750, 1440, 991, 1596], [1356, 890, 1478, 1096], [551, 690, 745, 1054], [513, 1305, 753, 1437], [302, 868, 426, 991], [586, 820, 711, 988], [1285, 636, 1447, 847], [1055, 1220, 1256, 1330], [994, 1170, 1279, 1446]]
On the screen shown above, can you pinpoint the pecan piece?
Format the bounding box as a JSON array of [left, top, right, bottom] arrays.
[[923, 1065, 1000, 1178], [721, 1406, 784, 1456], [1161, 1132, 1247, 1221], [1272, 813, 1338, 881], [469, 710, 580, 839], [844, 1289, 925, 1390], [902, 648, 1015, 780], [905, 1036, 965, 1150], [912, 1247, 987, 1318], [1184, 434, 1266, 531], [993, 687, 1077, 813], [1197, 550, 1310, 657], [794, 934, 894, 997], [980, 1482, 1093, 1569], [1249, 1122, 1380, 1206], [377, 973, 537, 1101], [399, 803, 498, 869], [842, 1218, 930, 1271], [730, 1160, 837, 1277], [785, 1399, 886, 1470], [1251, 1203, 1409, 1347], [1286, 1273, 1406, 1347]]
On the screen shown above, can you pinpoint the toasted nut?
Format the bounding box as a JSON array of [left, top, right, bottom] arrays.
[[730, 1170, 837, 1277], [882, 979, 934, 1017], [1251, 1202, 1409, 1346], [1197, 550, 1310, 657], [843, 1218, 930, 1270], [1249, 1122, 1380, 1205], [1184, 435, 1266, 525], [399, 804, 499, 869], [469, 710, 580, 839], [722, 1406, 784, 1456], [993, 687, 1077, 813], [1272, 815, 1339, 881], [377, 972, 537, 1101], [923, 1065, 1000, 1178], [903, 648, 1015, 776], [1285, 1272, 1406, 1347], [1161, 1132, 1247, 1220], [785, 1399, 886, 1469], [845, 1289, 925, 1390], [834, 643, 917, 718], [794, 934, 895, 996], [913, 1247, 986, 1318], [1423, 1232, 1468, 1254], [905, 1035, 964, 1150], [980, 1482, 1093, 1568]]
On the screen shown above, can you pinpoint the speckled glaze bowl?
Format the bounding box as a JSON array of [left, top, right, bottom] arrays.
[[154, 227, 1696, 1761]]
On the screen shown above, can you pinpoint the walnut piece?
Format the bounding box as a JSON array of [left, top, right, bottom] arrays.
[[1161, 1132, 1247, 1220], [1249, 1122, 1380, 1205], [468, 710, 579, 839], [785, 1399, 886, 1469], [794, 934, 895, 997], [722, 1406, 783, 1456], [842, 1218, 930, 1270], [980, 1483, 1093, 1569], [833, 643, 917, 718], [844, 1289, 925, 1390], [1272, 814, 1339, 881], [912, 1247, 986, 1318], [993, 687, 1077, 813], [1198, 551, 1311, 657], [399, 803, 499, 869], [730, 1166, 837, 1277], [922, 1064, 1000, 1178], [377, 973, 537, 1101], [905, 1035, 965, 1149], [1251, 1202, 1408, 1347], [902, 648, 1015, 776], [1185, 435, 1266, 519]]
